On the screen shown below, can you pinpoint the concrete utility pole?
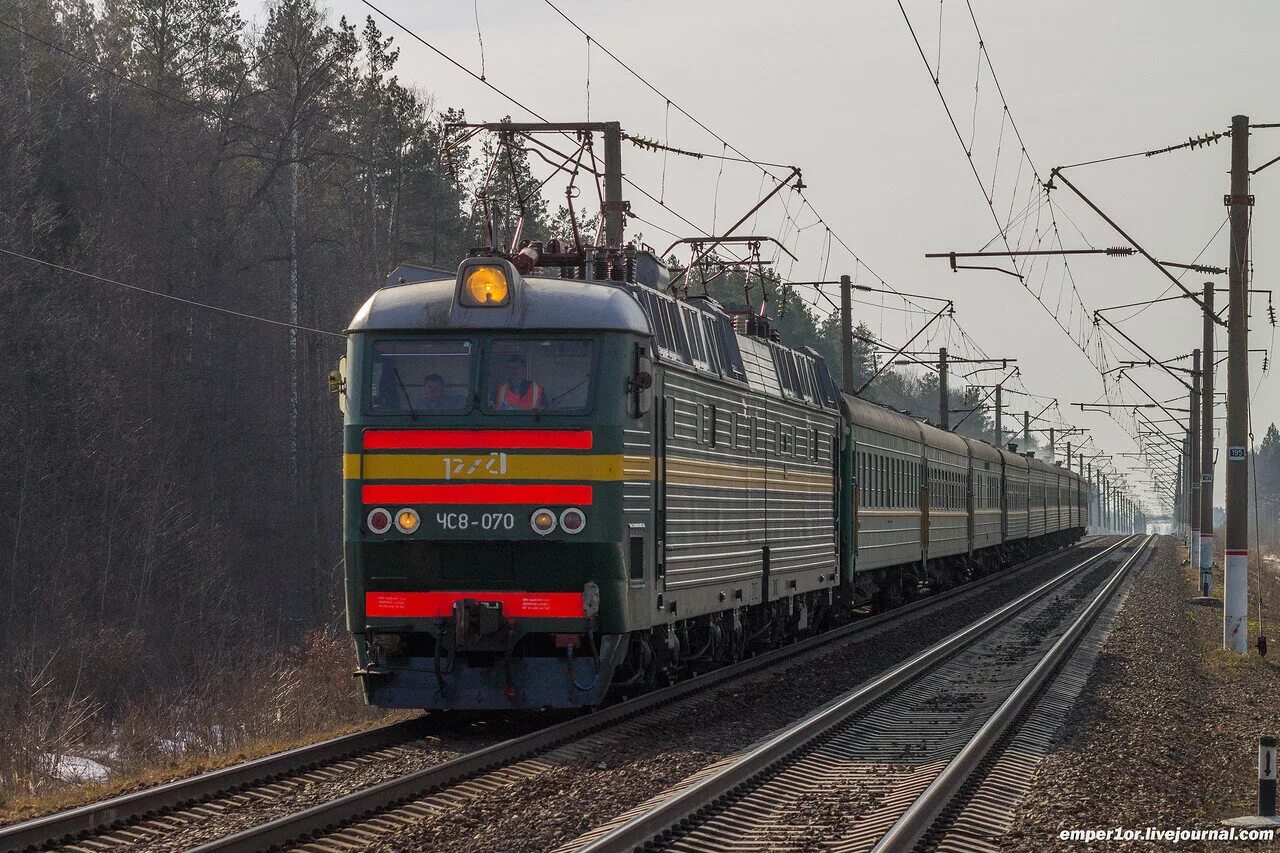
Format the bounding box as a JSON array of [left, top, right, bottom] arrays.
[[1201, 282, 1216, 595], [602, 122, 625, 248], [1172, 440, 1182, 535], [1101, 474, 1109, 531], [995, 385, 1003, 446], [1087, 462, 1094, 528], [1023, 411, 1030, 453], [840, 274, 855, 396], [1048, 427, 1056, 463], [939, 347, 950, 429], [1189, 349, 1201, 583], [1225, 114, 1251, 654]]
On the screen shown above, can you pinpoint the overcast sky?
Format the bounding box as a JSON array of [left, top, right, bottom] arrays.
[[251, 0, 1279, 513]]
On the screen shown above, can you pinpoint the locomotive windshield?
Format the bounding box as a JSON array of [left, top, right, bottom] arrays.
[[371, 339, 473, 414], [484, 339, 593, 414], [367, 336, 593, 416]]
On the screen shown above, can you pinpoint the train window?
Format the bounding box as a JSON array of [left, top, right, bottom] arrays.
[[860, 452, 868, 505], [485, 339, 593, 414], [701, 315, 723, 374], [646, 296, 690, 364], [867, 454, 873, 505], [371, 338, 473, 414], [640, 291, 677, 361], [682, 306, 712, 371], [802, 360, 820, 403], [856, 452, 863, 503], [711, 318, 747, 381], [873, 456, 879, 507], [772, 346, 806, 400]]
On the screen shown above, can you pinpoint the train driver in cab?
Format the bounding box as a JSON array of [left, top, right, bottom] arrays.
[[422, 373, 465, 412], [493, 354, 544, 410]]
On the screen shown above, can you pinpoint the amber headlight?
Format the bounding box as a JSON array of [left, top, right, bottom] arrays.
[[395, 508, 420, 534], [462, 265, 510, 306], [530, 508, 557, 536]]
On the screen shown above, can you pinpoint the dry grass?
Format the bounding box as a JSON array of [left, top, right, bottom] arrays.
[[0, 715, 408, 825], [0, 628, 406, 825]]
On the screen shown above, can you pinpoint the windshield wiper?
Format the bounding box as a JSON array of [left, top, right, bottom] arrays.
[[393, 367, 419, 421], [534, 377, 589, 418]]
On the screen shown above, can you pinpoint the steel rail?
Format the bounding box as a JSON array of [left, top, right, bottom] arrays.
[[871, 533, 1154, 852], [576, 534, 1139, 853], [0, 716, 444, 851], [186, 538, 1111, 853]]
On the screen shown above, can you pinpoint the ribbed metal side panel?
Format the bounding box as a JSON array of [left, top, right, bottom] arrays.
[[930, 512, 968, 559], [661, 368, 837, 596], [856, 510, 923, 572], [1006, 511, 1029, 542], [623, 426, 653, 524], [973, 510, 1001, 549]]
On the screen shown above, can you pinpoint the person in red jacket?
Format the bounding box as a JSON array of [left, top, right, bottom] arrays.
[[493, 355, 543, 410]]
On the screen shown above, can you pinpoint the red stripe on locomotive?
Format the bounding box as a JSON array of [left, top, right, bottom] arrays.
[[362, 429, 593, 450], [366, 591, 585, 618], [361, 483, 594, 505]]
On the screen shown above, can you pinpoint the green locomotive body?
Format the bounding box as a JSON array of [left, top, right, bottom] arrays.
[[337, 251, 1084, 710]]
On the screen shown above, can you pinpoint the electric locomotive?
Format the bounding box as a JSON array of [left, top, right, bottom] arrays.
[[333, 245, 1087, 710]]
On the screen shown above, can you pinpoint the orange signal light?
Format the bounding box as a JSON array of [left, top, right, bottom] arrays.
[[463, 266, 510, 306]]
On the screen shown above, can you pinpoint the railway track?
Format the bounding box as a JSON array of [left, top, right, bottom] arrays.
[[569, 533, 1151, 853], [2, 537, 1114, 853]]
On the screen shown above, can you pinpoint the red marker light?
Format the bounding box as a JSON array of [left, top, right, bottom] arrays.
[[367, 507, 393, 534], [559, 508, 586, 534]]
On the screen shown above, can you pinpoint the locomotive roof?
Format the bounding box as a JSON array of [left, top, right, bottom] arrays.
[[347, 271, 652, 334]]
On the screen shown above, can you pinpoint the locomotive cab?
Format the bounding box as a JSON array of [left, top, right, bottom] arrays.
[[340, 259, 655, 709]]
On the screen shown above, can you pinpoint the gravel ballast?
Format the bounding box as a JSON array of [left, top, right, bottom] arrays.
[[1004, 537, 1280, 851], [351, 541, 1125, 853]]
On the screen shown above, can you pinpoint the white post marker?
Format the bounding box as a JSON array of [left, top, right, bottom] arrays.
[[1226, 444, 1249, 652], [1261, 736, 1277, 817], [1191, 526, 1201, 578], [1201, 472, 1214, 596]]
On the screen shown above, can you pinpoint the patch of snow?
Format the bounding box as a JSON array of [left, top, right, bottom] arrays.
[[48, 754, 111, 783]]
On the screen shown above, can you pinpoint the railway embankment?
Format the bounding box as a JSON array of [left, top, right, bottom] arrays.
[[1005, 537, 1280, 851]]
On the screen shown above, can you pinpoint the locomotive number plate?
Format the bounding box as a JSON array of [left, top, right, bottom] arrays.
[[434, 511, 516, 531]]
